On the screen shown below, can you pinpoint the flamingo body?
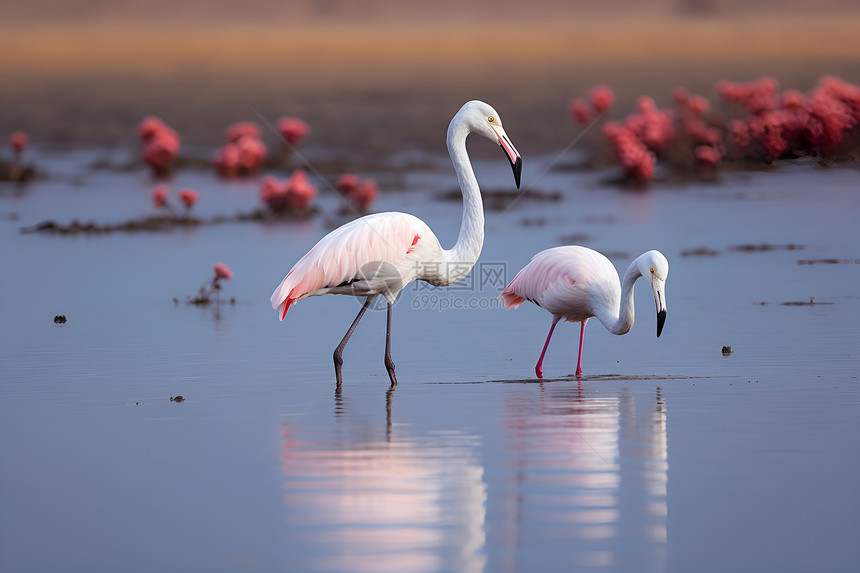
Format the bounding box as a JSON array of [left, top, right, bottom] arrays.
[[271, 100, 522, 387], [271, 212, 443, 318], [500, 246, 668, 378]]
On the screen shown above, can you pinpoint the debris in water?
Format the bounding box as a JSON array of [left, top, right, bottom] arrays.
[[729, 243, 805, 252], [781, 297, 832, 307], [53, 315, 67, 324], [681, 247, 720, 257], [797, 259, 860, 265], [721, 345, 733, 356], [170, 395, 185, 403]]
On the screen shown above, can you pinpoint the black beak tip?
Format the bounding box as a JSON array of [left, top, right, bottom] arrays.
[[656, 309, 666, 338], [512, 156, 522, 189]]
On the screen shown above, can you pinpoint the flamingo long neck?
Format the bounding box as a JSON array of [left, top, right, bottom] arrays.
[[602, 261, 641, 336], [440, 118, 484, 286]]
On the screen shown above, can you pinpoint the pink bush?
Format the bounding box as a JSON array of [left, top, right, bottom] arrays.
[[603, 122, 655, 182], [225, 121, 261, 143], [569, 98, 590, 124], [694, 145, 721, 166], [350, 179, 378, 211], [213, 143, 240, 177], [9, 131, 28, 154], [717, 77, 779, 114], [213, 262, 233, 281], [277, 117, 311, 146], [137, 116, 180, 176], [336, 173, 360, 195], [260, 170, 317, 213], [589, 85, 614, 114], [152, 185, 169, 209], [179, 189, 199, 209], [236, 136, 267, 172], [625, 97, 675, 152]]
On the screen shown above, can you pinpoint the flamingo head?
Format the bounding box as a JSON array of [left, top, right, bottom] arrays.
[[453, 100, 523, 189], [638, 250, 669, 337]]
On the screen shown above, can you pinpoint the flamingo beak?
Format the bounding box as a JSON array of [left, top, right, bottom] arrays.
[[654, 284, 667, 337], [492, 125, 522, 188]]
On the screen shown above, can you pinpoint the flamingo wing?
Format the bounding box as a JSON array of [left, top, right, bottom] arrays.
[[271, 212, 432, 320], [500, 246, 616, 318]]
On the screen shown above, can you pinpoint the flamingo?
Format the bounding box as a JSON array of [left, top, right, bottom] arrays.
[[271, 101, 522, 387], [499, 246, 668, 378]]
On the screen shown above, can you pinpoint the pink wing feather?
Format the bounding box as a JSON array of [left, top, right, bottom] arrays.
[[500, 246, 605, 311], [271, 212, 428, 320]]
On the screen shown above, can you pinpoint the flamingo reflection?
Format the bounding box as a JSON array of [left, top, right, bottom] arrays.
[[498, 385, 668, 572], [281, 388, 487, 573]]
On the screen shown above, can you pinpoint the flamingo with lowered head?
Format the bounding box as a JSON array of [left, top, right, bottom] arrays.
[[500, 246, 668, 378], [271, 101, 522, 387]]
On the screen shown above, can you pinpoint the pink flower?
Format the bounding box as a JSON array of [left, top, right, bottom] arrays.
[[337, 173, 360, 195], [213, 143, 240, 177], [569, 98, 590, 124], [694, 145, 720, 166], [351, 179, 378, 210], [673, 87, 690, 105], [142, 128, 180, 172], [139, 120, 179, 175], [805, 91, 855, 153], [284, 169, 317, 210], [782, 90, 807, 109], [717, 77, 778, 114], [236, 136, 267, 172], [152, 185, 169, 209], [225, 121, 261, 143], [748, 114, 789, 159], [137, 116, 168, 141], [9, 131, 28, 153], [636, 96, 657, 114], [603, 121, 655, 182], [589, 85, 614, 114], [277, 117, 311, 146], [816, 76, 860, 118], [260, 171, 316, 212], [625, 98, 675, 152], [213, 262, 233, 281], [260, 176, 288, 209], [179, 189, 199, 209], [730, 120, 752, 149], [687, 95, 710, 116]]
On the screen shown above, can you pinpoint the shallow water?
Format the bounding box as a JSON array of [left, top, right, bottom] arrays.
[[1, 151, 859, 573]]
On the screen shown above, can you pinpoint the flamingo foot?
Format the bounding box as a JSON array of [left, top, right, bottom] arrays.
[[575, 366, 583, 376], [535, 364, 544, 379], [385, 356, 398, 387]]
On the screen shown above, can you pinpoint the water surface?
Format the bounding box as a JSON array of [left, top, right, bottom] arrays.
[[1, 152, 858, 572]]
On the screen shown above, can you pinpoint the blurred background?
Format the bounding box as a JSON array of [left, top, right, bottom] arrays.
[[2, 0, 859, 154]]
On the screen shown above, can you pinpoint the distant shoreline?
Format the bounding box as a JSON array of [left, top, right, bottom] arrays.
[[2, 16, 859, 153]]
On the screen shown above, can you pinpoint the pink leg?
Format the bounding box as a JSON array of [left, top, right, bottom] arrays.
[[575, 319, 588, 376], [535, 316, 561, 379]]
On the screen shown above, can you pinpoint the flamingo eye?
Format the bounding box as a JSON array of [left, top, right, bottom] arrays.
[[488, 116, 495, 123], [650, 267, 655, 273]]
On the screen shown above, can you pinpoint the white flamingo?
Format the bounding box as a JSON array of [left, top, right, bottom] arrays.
[[271, 101, 522, 387], [500, 246, 668, 378]]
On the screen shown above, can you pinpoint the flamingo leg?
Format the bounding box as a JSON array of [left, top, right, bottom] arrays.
[[333, 296, 374, 388], [535, 315, 562, 379], [384, 301, 398, 387], [575, 319, 588, 376]]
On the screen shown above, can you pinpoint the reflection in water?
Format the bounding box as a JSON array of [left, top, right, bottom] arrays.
[[281, 389, 488, 573], [280, 385, 668, 573], [499, 385, 668, 572]]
